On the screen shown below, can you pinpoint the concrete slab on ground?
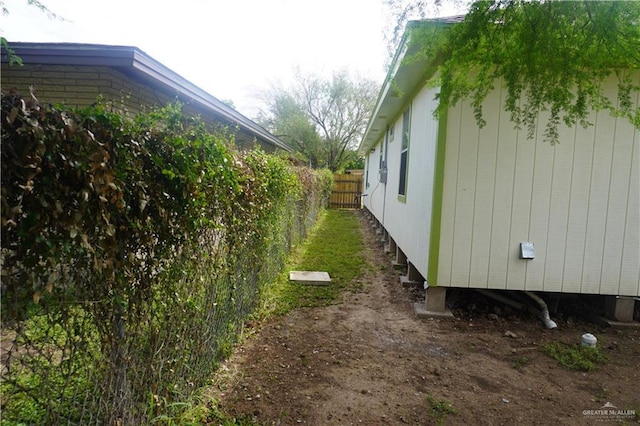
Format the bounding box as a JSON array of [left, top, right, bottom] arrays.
[[595, 316, 640, 330], [289, 271, 331, 286], [414, 302, 454, 319]]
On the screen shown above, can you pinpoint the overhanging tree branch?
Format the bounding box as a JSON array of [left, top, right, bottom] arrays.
[[391, 0, 639, 143]]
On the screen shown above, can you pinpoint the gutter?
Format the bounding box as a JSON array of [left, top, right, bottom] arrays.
[[2, 42, 292, 152]]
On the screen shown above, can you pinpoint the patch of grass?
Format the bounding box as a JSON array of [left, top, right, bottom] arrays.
[[256, 209, 366, 317], [426, 393, 458, 426], [295, 210, 365, 286], [541, 342, 608, 372], [1, 307, 100, 425], [154, 393, 261, 425], [512, 355, 530, 370]]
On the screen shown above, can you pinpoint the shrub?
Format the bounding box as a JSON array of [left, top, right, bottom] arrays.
[[1, 93, 329, 423]]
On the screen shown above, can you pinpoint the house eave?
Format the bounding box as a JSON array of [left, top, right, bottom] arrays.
[[2, 42, 292, 152], [358, 17, 462, 155]]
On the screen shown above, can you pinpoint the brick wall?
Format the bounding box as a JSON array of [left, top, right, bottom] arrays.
[[1, 63, 267, 151]]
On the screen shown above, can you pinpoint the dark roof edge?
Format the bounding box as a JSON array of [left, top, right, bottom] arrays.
[[1, 42, 292, 152], [358, 15, 464, 153]]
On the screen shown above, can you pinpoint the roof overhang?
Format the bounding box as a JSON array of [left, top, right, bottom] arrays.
[[358, 17, 463, 154], [1, 42, 293, 152]]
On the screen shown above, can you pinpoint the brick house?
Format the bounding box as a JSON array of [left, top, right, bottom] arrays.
[[1, 42, 291, 153]]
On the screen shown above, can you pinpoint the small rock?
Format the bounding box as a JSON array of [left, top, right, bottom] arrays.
[[504, 331, 517, 338], [502, 398, 510, 403]]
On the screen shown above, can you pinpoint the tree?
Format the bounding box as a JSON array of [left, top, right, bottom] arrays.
[[1, 0, 65, 65], [1, 0, 60, 18], [257, 88, 325, 167], [386, 0, 640, 143], [257, 69, 378, 171]]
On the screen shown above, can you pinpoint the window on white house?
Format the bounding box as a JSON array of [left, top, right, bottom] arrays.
[[398, 106, 411, 198], [365, 155, 370, 188]]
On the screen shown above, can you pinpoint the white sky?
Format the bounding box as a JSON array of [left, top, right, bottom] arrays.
[[1, 0, 465, 117]]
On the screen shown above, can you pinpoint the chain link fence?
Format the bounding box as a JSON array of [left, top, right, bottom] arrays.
[[0, 93, 328, 424]]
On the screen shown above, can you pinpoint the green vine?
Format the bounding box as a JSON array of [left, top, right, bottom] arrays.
[[407, 0, 640, 143], [0, 92, 331, 423]]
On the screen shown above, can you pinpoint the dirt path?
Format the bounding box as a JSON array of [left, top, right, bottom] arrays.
[[212, 212, 639, 425]]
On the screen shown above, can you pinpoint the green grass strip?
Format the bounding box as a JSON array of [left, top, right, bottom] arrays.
[[256, 209, 366, 318], [180, 210, 368, 425]]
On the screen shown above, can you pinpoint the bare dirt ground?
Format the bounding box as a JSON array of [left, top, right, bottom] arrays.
[[211, 212, 640, 425]]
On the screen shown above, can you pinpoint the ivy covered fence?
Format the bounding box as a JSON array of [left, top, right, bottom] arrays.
[[0, 92, 333, 424]]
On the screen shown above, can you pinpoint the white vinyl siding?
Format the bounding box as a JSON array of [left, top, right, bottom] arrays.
[[363, 142, 384, 217], [381, 88, 439, 279], [438, 74, 640, 296]]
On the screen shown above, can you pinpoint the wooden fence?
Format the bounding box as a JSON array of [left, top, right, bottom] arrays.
[[329, 173, 363, 209]]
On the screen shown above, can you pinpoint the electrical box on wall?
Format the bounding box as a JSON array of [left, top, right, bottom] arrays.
[[520, 242, 535, 259], [379, 168, 387, 183]]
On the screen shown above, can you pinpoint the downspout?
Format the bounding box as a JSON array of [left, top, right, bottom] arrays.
[[475, 289, 558, 329], [525, 291, 558, 329]]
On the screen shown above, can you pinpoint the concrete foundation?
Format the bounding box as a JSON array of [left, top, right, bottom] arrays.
[[401, 263, 424, 288], [401, 275, 422, 288], [385, 238, 397, 254], [605, 296, 636, 323], [392, 248, 407, 268], [414, 286, 453, 319]]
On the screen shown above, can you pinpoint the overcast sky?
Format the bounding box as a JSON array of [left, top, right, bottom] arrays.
[[1, 0, 465, 117]]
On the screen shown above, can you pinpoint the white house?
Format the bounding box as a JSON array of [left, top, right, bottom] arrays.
[[359, 18, 639, 324]]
